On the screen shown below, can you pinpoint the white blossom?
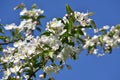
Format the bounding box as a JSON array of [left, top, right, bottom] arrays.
[[81, 28, 87, 36], [4, 69, 11, 78], [33, 9, 44, 18], [103, 25, 110, 30], [63, 14, 69, 23], [20, 8, 28, 16], [43, 65, 60, 76], [18, 19, 37, 31], [39, 74, 44, 79], [103, 35, 110, 41], [83, 40, 95, 49], [74, 11, 91, 26], [39, 35, 62, 51], [23, 74, 29, 80], [14, 40, 26, 47], [89, 49, 98, 54], [57, 53, 64, 62], [4, 23, 17, 30], [10, 65, 20, 73], [57, 44, 81, 62], [3, 46, 15, 54], [46, 18, 65, 34], [98, 53, 105, 57], [20, 8, 44, 18]]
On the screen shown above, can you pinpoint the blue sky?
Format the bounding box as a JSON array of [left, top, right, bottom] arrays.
[[0, 0, 120, 80]]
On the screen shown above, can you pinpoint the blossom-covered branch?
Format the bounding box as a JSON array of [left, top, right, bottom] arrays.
[[0, 3, 120, 80]]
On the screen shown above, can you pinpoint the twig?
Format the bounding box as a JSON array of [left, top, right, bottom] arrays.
[[0, 41, 14, 45]]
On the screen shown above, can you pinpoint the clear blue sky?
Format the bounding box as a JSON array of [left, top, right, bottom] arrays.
[[0, 0, 120, 80]]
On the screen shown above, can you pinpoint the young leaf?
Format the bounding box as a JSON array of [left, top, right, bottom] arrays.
[[0, 24, 4, 34], [0, 24, 3, 26], [66, 64, 72, 70], [48, 77, 55, 80], [89, 20, 96, 28], [49, 51, 54, 58], [66, 4, 74, 14], [7, 77, 16, 80], [0, 45, 3, 52], [36, 27, 41, 32], [38, 15, 45, 19], [115, 24, 120, 30], [32, 4, 38, 9], [41, 31, 52, 36], [87, 12, 95, 16], [0, 36, 7, 41], [14, 3, 25, 10], [0, 27, 4, 34], [12, 31, 15, 38]]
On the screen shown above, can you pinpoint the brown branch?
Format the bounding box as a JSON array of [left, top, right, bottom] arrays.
[[0, 41, 14, 45]]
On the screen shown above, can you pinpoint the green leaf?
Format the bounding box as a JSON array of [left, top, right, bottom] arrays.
[[0, 24, 3, 26], [115, 24, 120, 30], [48, 77, 55, 80], [14, 3, 25, 10], [65, 21, 72, 34], [108, 31, 115, 37], [66, 64, 72, 70], [87, 12, 95, 16], [36, 27, 41, 32], [49, 51, 54, 58], [32, 3, 38, 9], [72, 53, 78, 60], [38, 15, 45, 19], [41, 31, 52, 36], [0, 36, 9, 42], [0, 45, 3, 52], [7, 77, 16, 80], [88, 46, 94, 54], [104, 46, 112, 54], [0, 27, 4, 34], [0, 36, 4, 40], [12, 31, 15, 38], [43, 72, 47, 78], [90, 20, 96, 28], [59, 65, 64, 69], [66, 4, 74, 14], [99, 36, 103, 44], [57, 17, 65, 23], [66, 4, 75, 23], [20, 15, 29, 19], [0, 24, 4, 34], [57, 18, 62, 21], [74, 27, 84, 35]]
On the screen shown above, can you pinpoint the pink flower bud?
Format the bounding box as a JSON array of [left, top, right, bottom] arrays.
[[39, 74, 44, 79]]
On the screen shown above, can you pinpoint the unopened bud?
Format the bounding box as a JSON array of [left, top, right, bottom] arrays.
[[39, 74, 44, 79]]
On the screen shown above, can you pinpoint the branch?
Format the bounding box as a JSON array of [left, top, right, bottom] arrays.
[[0, 39, 22, 45], [0, 41, 14, 45]]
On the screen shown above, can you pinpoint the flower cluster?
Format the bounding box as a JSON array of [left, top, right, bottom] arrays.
[[20, 8, 44, 19], [46, 18, 66, 35], [4, 23, 17, 30], [43, 65, 60, 76], [4, 7, 44, 37], [83, 25, 120, 56], [1, 35, 39, 79], [74, 11, 92, 26], [39, 34, 62, 51]]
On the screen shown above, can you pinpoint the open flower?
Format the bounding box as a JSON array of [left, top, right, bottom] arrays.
[[74, 11, 92, 26], [4, 23, 17, 30], [46, 18, 65, 34]]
